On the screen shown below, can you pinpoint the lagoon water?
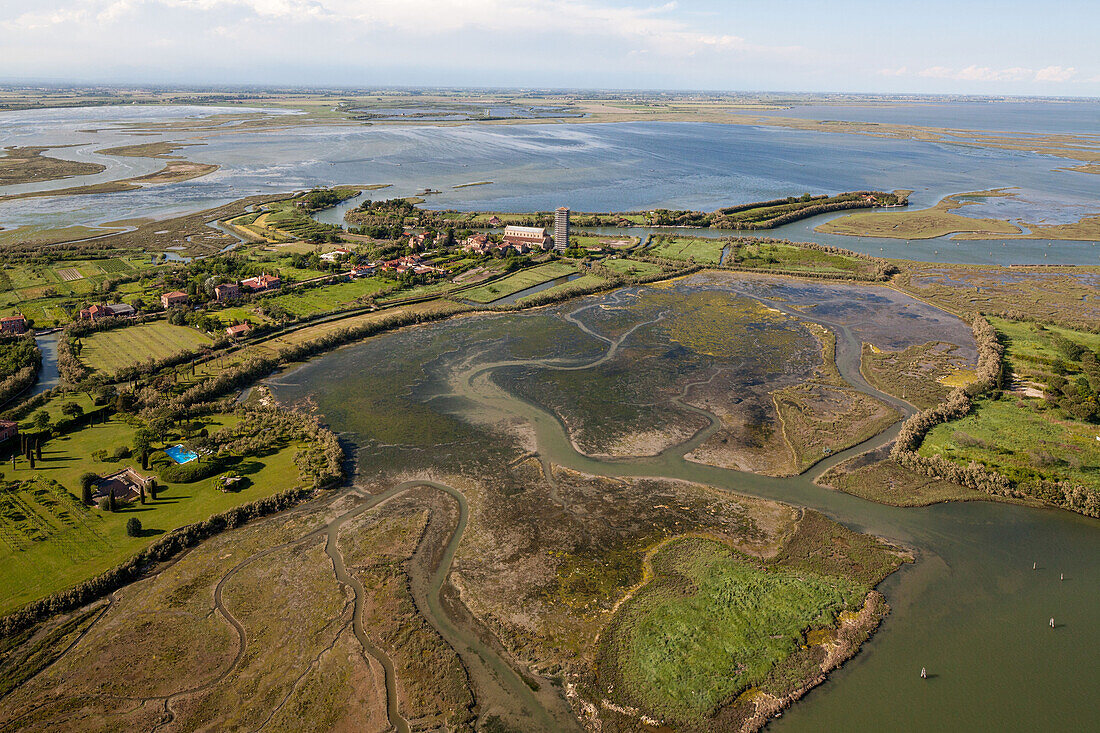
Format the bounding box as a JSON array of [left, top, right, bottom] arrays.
[[1, 105, 1098, 264], [270, 282, 1100, 733]]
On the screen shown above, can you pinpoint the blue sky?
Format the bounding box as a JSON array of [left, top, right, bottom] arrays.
[[1, 0, 1096, 95]]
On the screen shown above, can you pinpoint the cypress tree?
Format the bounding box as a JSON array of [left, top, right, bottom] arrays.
[[82, 483, 93, 505], [108, 491, 116, 513]]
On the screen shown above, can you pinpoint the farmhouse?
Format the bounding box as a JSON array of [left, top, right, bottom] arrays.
[[502, 225, 552, 250], [79, 303, 136, 321], [214, 283, 239, 302], [240, 274, 281, 292], [0, 420, 18, 443], [350, 264, 377, 277], [0, 314, 28, 335], [160, 291, 188, 308], [488, 216, 502, 226], [92, 467, 154, 504], [226, 323, 252, 338]]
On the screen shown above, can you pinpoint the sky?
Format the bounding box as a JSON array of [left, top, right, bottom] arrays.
[[1, 0, 1098, 96]]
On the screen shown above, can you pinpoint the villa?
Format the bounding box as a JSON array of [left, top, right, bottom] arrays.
[[0, 419, 18, 443], [226, 323, 252, 338], [214, 282, 239, 302], [320, 248, 352, 262], [92, 467, 154, 504], [0, 314, 27, 335], [240, 274, 281, 292], [160, 291, 188, 308]]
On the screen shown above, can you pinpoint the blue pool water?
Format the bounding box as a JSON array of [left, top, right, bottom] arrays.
[[165, 444, 198, 464]]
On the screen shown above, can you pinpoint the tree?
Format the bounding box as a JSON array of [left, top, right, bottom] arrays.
[[139, 484, 146, 505], [82, 481, 94, 505], [133, 427, 154, 470], [126, 517, 142, 537], [148, 479, 158, 500], [107, 491, 117, 512], [32, 410, 50, 431], [97, 496, 110, 511], [60, 402, 84, 420]]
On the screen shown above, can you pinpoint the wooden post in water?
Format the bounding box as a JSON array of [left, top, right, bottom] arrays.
[[921, 667, 927, 679], [1050, 617, 1055, 629]]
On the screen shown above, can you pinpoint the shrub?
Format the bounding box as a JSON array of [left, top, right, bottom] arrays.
[[97, 497, 110, 511], [151, 452, 223, 483], [126, 517, 142, 537]]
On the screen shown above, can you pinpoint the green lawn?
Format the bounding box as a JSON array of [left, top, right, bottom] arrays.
[[606, 538, 864, 722], [601, 258, 663, 277], [734, 241, 869, 274], [257, 277, 391, 317], [647, 236, 726, 264], [920, 397, 1100, 489], [79, 321, 213, 374], [517, 273, 605, 303], [0, 412, 308, 613], [461, 262, 578, 303]]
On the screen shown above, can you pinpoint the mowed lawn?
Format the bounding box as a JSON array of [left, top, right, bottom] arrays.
[[80, 321, 213, 374], [647, 237, 726, 264], [461, 262, 578, 303], [0, 413, 307, 613], [260, 277, 391, 317]]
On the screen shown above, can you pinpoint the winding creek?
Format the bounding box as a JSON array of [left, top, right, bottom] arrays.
[[267, 282, 1099, 732]]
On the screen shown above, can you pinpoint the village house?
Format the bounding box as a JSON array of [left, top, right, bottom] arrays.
[[407, 233, 430, 251], [320, 247, 352, 263], [462, 233, 491, 255], [488, 216, 502, 227], [226, 323, 252, 339], [79, 303, 136, 321], [0, 419, 18, 443], [0, 314, 28, 335], [214, 282, 240, 302], [92, 467, 154, 504], [350, 264, 377, 278], [240, 273, 281, 292], [160, 291, 188, 308], [502, 225, 552, 251]]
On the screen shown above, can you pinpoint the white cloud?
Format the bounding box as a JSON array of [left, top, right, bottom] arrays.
[[1034, 65, 1076, 82], [907, 64, 1080, 83]]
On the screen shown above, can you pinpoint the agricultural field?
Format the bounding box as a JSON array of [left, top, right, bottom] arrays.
[[647, 235, 726, 263], [256, 277, 392, 317], [0, 412, 308, 613], [460, 262, 578, 303], [77, 321, 213, 374]]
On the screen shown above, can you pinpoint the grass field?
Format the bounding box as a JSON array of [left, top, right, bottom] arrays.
[[258, 277, 392, 317], [516, 273, 605, 303], [79, 321, 213, 374], [646, 236, 726, 263], [603, 537, 865, 723], [920, 397, 1100, 489], [601, 258, 663, 277], [460, 262, 578, 303], [733, 241, 872, 275], [991, 317, 1100, 382], [0, 413, 307, 613]]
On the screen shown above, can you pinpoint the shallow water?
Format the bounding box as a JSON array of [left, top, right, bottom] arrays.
[[1, 106, 1097, 263], [269, 276, 1099, 731]]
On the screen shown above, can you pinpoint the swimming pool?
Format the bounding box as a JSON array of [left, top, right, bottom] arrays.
[[165, 444, 198, 464]]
